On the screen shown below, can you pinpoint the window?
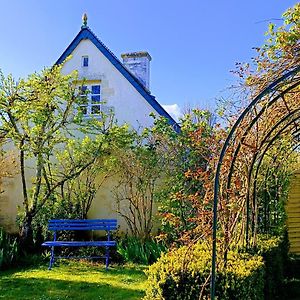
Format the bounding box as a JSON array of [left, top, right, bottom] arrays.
[[82, 56, 89, 67], [80, 85, 101, 116]]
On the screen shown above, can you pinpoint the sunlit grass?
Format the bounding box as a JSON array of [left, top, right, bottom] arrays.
[[0, 260, 147, 300]]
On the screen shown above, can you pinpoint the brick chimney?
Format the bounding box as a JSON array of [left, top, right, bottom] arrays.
[[121, 51, 152, 90]]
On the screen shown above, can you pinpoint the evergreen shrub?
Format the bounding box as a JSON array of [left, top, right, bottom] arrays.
[[251, 234, 289, 300], [143, 243, 265, 300]]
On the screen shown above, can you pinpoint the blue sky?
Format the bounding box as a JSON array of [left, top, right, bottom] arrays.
[[0, 0, 297, 118]]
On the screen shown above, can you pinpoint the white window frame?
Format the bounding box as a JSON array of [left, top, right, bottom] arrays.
[[80, 84, 101, 116]]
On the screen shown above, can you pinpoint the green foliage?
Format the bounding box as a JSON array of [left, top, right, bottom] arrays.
[[117, 236, 166, 265], [0, 65, 87, 247], [153, 110, 217, 245], [249, 234, 289, 300], [30, 131, 130, 243], [264, 3, 300, 61], [256, 142, 295, 236], [144, 243, 265, 300], [0, 228, 19, 269], [244, 3, 300, 89]]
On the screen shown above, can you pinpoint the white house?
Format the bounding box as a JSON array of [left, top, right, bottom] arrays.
[[0, 15, 179, 233], [57, 14, 179, 131]]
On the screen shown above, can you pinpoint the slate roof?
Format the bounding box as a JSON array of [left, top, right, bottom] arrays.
[[55, 26, 180, 132]]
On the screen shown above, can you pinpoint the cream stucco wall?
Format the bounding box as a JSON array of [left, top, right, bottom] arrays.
[[87, 177, 129, 234], [0, 174, 21, 233]]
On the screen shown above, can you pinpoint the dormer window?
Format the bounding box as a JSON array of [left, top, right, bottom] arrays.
[[82, 56, 89, 67]]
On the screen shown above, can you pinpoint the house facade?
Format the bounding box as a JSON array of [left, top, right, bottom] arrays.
[[57, 14, 179, 131], [0, 15, 178, 233]]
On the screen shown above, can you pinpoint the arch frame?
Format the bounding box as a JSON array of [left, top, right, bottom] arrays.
[[210, 66, 300, 299]]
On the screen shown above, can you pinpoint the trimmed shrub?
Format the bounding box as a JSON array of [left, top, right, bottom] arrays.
[[143, 243, 265, 300]]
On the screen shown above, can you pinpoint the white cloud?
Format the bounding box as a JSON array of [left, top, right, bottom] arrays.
[[162, 104, 182, 123]]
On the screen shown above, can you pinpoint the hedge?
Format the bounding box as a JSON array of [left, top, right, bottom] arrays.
[[143, 243, 265, 300], [251, 234, 289, 300]]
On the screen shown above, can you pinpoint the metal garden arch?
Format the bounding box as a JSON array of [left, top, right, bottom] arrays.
[[210, 66, 300, 299]]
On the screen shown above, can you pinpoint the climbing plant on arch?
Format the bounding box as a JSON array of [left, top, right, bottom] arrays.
[[210, 4, 300, 299]]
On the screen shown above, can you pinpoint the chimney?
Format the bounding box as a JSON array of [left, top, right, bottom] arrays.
[[121, 51, 152, 90]]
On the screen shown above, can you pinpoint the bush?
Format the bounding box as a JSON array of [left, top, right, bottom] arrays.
[[144, 243, 265, 300], [250, 234, 289, 300], [0, 228, 19, 269], [117, 236, 166, 265]]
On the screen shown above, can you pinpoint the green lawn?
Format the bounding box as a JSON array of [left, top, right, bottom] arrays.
[[0, 260, 147, 300]]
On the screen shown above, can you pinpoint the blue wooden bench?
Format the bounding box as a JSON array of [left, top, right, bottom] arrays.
[[42, 219, 117, 270]]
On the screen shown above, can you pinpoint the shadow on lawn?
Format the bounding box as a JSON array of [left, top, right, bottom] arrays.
[[1, 260, 146, 276], [0, 276, 145, 300], [51, 263, 146, 276]]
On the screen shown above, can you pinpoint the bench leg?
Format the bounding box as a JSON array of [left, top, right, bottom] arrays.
[[105, 247, 109, 270], [49, 246, 55, 270]]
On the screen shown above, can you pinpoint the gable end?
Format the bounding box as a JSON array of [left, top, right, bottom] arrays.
[[55, 27, 180, 132]]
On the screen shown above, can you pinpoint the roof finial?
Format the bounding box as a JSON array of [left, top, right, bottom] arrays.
[[82, 13, 88, 28]]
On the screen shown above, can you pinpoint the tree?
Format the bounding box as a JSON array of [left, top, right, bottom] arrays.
[[54, 130, 128, 220], [0, 65, 129, 249]]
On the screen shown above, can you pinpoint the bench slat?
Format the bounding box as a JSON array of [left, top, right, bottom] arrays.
[[49, 219, 117, 223], [48, 225, 117, 230], [42, 241, 116, 247], [48, 219, 117, 231]]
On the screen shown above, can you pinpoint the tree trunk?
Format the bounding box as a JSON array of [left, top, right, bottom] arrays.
[[19, 214, 34, 251]]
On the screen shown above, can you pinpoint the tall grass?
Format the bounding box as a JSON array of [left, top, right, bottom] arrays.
[[0, 227, 19, 269], [117, 236, 166, 265]]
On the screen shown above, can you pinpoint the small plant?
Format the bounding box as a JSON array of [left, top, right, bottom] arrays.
[[117, 236, 166, 265], [0, 227, 19, 269]]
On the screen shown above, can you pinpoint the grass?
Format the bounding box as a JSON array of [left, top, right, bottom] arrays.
[[0, 260, 147, 300]]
